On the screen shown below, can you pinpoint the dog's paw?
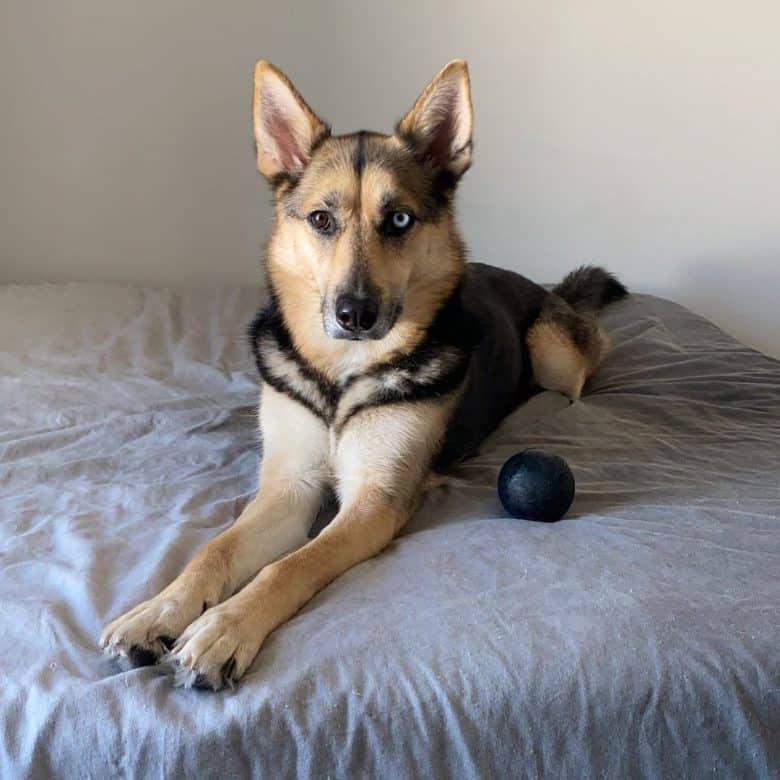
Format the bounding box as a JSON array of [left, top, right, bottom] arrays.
[[163, 604, 264, 691], [100, 593, 206, 668]]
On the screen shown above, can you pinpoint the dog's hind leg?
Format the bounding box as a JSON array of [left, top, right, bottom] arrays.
[[526, 294, 607, 400], [100, 384, 330, 668]]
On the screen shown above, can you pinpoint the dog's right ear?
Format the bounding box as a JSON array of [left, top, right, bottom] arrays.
[[252, 61, 329, 180]]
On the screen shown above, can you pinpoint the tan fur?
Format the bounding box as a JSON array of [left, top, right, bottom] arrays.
[[253, 61, 328, 178], [398, 60, 473, 176], [527, 322, 589, 399], [101, 58, 473, 686], [527, 297, 607, 399], [267, 135, 464, 381], [107, 392, 458, 688], [100, 385, 330, 660], [101, 58, 609, 690]]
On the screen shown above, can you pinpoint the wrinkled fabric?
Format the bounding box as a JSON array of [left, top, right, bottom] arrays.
[[0, 282, 778, 779]]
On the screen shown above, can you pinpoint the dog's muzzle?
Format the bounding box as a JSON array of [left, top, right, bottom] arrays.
[[323, 295, 401, 341], [335, 295, 378, 335]]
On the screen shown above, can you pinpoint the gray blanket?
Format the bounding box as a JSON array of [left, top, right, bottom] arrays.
[[0, 282, 778, 778]]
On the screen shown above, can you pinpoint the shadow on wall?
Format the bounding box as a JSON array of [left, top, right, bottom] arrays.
[[674, 252, 779, 359]]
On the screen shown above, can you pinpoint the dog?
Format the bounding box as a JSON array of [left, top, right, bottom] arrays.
[[101, 59, 627, 690]]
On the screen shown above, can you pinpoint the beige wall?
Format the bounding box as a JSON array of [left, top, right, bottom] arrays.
[[1, 1, 778, 356]]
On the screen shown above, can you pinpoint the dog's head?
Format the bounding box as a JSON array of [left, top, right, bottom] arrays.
[[253, 60, 472, 346]]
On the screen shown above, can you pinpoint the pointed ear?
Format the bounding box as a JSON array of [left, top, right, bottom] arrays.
[[397, 60, 473, 177], [252, 61, 329, 180]]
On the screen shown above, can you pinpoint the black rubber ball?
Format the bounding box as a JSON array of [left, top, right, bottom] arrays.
[[497, 449, 575, 522]]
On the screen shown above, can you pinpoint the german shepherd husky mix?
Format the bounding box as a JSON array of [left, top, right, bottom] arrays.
[[101, 60, 627, 689]]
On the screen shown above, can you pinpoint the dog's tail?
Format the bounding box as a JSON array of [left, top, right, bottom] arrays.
[[552, 265, 628, 313]]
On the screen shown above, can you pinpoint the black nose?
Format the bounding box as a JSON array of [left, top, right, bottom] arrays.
[[335, 295, 379, 333]]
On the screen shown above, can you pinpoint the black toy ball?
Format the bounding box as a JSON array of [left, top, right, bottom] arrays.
[[497, 449, 575, 522]]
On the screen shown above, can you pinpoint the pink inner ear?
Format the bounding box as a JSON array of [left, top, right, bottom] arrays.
[[422, 84, 459, 167], [426, 113, 457, 168], [261, 91, 304, 172]]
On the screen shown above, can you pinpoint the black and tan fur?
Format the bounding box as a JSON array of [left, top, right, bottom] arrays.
[[101, 60, 627, 689]]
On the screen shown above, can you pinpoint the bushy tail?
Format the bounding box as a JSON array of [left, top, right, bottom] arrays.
[[553, 265, 628, 313]]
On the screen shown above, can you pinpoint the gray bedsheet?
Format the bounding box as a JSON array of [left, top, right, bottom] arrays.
[[0, 281, 778, 778]]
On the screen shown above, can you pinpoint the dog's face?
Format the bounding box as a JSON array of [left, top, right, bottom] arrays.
[[252, 61, 473, 343]]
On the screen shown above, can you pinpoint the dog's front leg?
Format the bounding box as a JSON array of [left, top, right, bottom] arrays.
[[101, 385, 329, 667], [165, 398, 455, 690]]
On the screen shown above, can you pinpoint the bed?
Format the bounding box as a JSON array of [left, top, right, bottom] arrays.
[[0, 280, 778, 778]]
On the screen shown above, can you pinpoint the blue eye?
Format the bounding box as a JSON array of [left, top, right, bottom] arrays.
[[383, 210, 415, 236], [392, 212, 411, 229]]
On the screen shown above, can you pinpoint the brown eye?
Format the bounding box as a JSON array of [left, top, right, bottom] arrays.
[[308, 210, 335, 235]]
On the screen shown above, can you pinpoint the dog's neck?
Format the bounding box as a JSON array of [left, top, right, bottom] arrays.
[[250, 276, 477, 430]]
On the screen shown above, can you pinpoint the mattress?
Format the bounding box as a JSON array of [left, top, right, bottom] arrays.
[[0, 281, 778, 778]]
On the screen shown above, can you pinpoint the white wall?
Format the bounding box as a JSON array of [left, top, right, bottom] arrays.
[[1, 1, 778, 356]]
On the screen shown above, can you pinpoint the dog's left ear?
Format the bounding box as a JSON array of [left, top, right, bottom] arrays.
[[397, 60, 473, 177], [252, 60, 329, 180]]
